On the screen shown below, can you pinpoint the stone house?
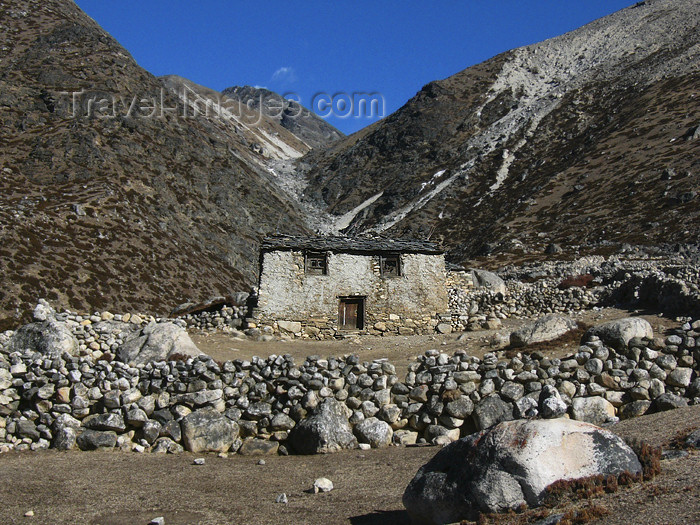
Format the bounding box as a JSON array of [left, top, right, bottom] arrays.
[[254, 235, 449, 337]]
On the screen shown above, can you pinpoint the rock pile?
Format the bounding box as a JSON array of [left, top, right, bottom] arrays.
[[178, 305, 249, 332], [448, 254, 700, 331]]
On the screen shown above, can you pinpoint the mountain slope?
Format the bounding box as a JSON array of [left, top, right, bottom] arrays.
[[0, 0, 319, 327], [301, 0, 700, 262]]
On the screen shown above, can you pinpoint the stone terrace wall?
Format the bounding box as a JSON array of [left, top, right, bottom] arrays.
[[1, 317, 698, 454]]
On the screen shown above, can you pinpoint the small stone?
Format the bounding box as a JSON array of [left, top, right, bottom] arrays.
[[313, 477, 334, 493], [661, 449, 689, 460], [257, 459, 266, 465], [24, 510, 35, 517], [275, 493, 288, 504], [149, 518, 165, 525], [193, 458, 205, 465], [436, 323, 452, 334], [684, 429, 700, 448]]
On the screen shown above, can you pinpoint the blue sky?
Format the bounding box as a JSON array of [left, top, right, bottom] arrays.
[[74, 1, 637, 135]]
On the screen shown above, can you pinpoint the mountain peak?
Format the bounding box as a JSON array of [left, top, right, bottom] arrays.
[[222, 85, 344, 149]]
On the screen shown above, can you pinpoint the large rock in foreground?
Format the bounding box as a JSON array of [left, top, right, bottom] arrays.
[[288, 398, 357, 454], [403, 418, 641, 524], [510, 314, 577, 347], [116, 322, 202, 365], [583, 317, 653, 349], [7, 320, 78, 357]]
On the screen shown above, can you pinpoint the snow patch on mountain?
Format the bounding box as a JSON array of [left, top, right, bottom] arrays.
[[360, 0, 700, 227], [335, 191, 384, 231]]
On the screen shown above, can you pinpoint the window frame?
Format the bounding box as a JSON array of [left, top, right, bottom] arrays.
[[379, 253, 402, 278], [304, 250, 328, 275]]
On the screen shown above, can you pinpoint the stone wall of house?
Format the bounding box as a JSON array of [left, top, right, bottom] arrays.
[[256, 251, 449, 338]]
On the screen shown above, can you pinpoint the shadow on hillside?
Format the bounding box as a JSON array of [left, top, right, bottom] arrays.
[[349, 510, 410, 524]]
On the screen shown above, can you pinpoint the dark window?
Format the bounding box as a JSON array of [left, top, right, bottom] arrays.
[[380, 254, 401, 277], [305, 251, 328, 275]]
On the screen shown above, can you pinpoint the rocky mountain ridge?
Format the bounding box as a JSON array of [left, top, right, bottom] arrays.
[[0, 0, 343, 328], [299, 0, 700, 262]]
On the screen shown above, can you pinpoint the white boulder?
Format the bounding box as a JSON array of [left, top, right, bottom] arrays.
[[403, 418, 641, 524]]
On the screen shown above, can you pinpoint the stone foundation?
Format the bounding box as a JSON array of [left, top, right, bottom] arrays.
[[255, 312, 443, 339]]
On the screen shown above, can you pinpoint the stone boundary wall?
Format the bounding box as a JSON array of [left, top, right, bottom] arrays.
[[445, 270, 473, 291], [447, 259, 700, 332], [1, 317, 698, 455]]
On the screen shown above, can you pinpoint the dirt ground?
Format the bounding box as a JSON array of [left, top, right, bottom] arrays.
[[0, 407, 698, 525], [0, 308, 694, 525]]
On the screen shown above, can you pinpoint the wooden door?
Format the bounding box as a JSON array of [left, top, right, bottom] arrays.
[[339, 298, 364, 330]]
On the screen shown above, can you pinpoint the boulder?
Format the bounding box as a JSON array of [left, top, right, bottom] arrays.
[[270, 413, 296, 431], [619, 400, 651, 419], [648, 393, 688, 413], [52, 426, 77, 451], [142, 420, 162, 444], [17, 420, 40, 440], [83, 413, 126, 432], [445, 397, 474, 419], [238, 438, 279, 456], [7, 320, 78, 357], [77, 430, 117, 450], [277, 320, 302, 335], [539, 386, 567, 419], [470, 269, 506, 295], [510, 314, 577, 347], [288, 398, 357, 454], [180, 408, 239, 453], [570, 397, 616, 426], [583, 318, 653, 349], [515, 396, 539, 419], [116, 322, 202, 365], [666, 367, 693, 388], [394, 430, 419, 446], [472, 394, 514, 430], [354, 417, 393, 448], [403, 418, 642, 523], [436, 323, 452, 335]]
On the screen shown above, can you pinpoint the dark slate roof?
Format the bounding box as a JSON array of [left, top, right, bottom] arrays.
[[261, 234, 443, 255]]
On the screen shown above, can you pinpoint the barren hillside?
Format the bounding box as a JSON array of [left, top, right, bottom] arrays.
[[301, 0, 700, 262], [0, 0, 343, 328]]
